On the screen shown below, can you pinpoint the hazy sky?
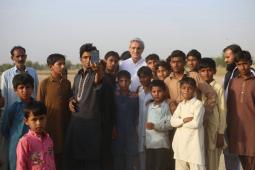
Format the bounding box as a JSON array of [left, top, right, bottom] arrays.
[[0, 0, 254, 64]]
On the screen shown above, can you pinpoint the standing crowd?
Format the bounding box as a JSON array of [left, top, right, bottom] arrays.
[[0, 38, 254, 170]]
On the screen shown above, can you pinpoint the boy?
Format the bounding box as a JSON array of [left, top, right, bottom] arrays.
[[155, 60, 171, 81], [145, 79, 172, 170], [16, 101, 55, 170], [103, 51, 120, 86], [227, 51, 255, 170], [137, 66, 153, 170], [198, 58, 226, 170], [112, 70, 139, 170], [145, 53, 160, 79], [1, 73, 34, 170], [170, 77, 205, 170], [186, 49, 201, 72], [37, 53, 72, 169]]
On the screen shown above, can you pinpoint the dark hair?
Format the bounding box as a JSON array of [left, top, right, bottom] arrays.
[[179, 77, 196, 89], [79, 43, 97, 58], [10, 46, 26, 56], [12, 73, 34, 90], [120, 51, 131, 61], [235, 50, 253, 63], [223, 44, 242, 53], [166, 50, 186, 64], [117, 70, 131, 80], [137, 66, 153, 77], [187, 49, 201, 60], [23, 101, 47, 119], [104, 51, 120, 60], [145, 53, 160, 63], [155, 60, 171, 71], [47, 53, 65, 66], [199, 58, 216, 72], [150, 79, 166, 91]]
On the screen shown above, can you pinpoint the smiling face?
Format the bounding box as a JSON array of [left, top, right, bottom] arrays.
[[12, 49, 27, 70], [156, 66, 170, 81], [129, 41, 144, 62]]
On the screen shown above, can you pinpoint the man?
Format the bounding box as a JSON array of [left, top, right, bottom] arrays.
[[1, 46, 38, 110], [119, 38, 146, 92]]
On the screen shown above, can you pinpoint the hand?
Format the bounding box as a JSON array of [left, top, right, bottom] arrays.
[[216, 133, 225, 148], [146, 122, 155, 130], [92, 63, 103, 85], [183, 117, 193, 123], [69, 97, 78, 113]]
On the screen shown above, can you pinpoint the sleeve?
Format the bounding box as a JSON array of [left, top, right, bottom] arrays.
[[154, 102, 172, 131], [183, 103, 205, 129], [1, 105, 15, 138], [16, 137, 29, 170], [170, 104, 184, 127], [216, 86, 227, 134], [1, 72, 8, 110]]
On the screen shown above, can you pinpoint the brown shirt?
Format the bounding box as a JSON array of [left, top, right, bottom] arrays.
[[37, 75, 72, 154], [164, 71, 217, 115], [227, 74, 255, 156]]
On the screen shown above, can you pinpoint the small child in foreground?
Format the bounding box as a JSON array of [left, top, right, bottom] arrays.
[[16, 101, 55, 170]]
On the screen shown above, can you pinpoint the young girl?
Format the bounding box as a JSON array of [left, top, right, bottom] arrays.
[[170, 77, 205, 170], [16, 101, 55, 170]]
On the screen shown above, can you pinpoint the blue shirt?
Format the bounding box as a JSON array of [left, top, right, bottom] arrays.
[[0, 66, 38, 110], [1, 98, 32, 170]]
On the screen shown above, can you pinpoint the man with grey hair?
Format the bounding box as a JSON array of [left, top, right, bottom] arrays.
[[119, 38, 146, 92]]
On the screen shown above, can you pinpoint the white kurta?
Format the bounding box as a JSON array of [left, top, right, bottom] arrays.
[[170, 97, 205, 165]]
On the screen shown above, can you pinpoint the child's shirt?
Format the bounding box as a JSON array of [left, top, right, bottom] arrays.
[[170, 97, 205, 165], [145, 100, 172, 149], [16, 130, 55, 170], [112, 89, 139, 155], [138, 86, 152, 152]]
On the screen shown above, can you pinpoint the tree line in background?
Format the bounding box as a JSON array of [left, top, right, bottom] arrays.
[[0, 56, 227, 73]]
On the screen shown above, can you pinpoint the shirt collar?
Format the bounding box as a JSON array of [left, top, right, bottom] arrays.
[[182, 97, 197, 104], [169, 70, 188, 79], [237, 72, 255, 80], [28, 129, 47, 140], [14, 65, 27, 73]]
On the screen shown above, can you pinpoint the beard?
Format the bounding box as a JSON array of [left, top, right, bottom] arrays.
[[226, 63, 236, 72]]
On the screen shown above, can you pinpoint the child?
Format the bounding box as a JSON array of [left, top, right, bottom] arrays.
[[112, 70, 139, 170], [1, 73, 34, 170], [145, 54, 160, 80], [37, 53, 72, 169], [227, 51, 255, 170], [103, 51, 120, 86], [16, 101, 56, 170], [170, 77, 205, 170], [137, 66, 153, 170], [186, 49, 201, 72], [198, 58, 226, 170], [155, 60, 171, 81], [145, 79, 172, 170]]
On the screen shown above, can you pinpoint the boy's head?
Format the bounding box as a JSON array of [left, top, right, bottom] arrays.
[[117, 70, 131, 92], [47, 53, 66, 77], [145, 53, 160, 72], [150, 80, 166, 104], [166, 50, 186, 73], [179, 77, 196, 100], [156, 60, 171, 81], [104, 51, 120, 73], [120, 51, 131, 61], [235, 50, 253, 76], [23, 101, 47, 134], [137, 66, 152, 87], [186, 49, 201, 72], [12, 73, 34, 102], [198, 58, 216, 83], [79, 43, 98, 69], [10, 46, 27, 70]]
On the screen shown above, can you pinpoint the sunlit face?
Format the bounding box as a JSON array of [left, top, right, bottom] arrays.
[[12, 49, 27, 70], [170, 57, 185, 73], [147, 60, 158, 72], [50, 59, 65, 76], [156, 66, 170, 81], [139, 74, 151, 87], [199, 67, 215, 83], [25, 113, 47, 134], [187, 56, 199, 71], [80, 52, 91, 69], [236, 60, 252, 76], [118, 77, 131, 92], [15, 84, 33, 102], [105, 56, 119, 73], [224, 49, 235, 64], [129, 41, 144, 62], [180, 83, 195, 101], [151, 86, 165, 104]]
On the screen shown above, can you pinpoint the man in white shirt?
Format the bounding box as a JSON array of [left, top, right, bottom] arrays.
[[119, 38, 146, 92]]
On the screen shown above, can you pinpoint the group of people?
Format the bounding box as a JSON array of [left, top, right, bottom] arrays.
[[0, 38, 254, 170]]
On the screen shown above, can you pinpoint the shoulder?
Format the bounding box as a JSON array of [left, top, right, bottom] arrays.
[[1, 67, 15, 77], [193, 98, 204, 108]]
